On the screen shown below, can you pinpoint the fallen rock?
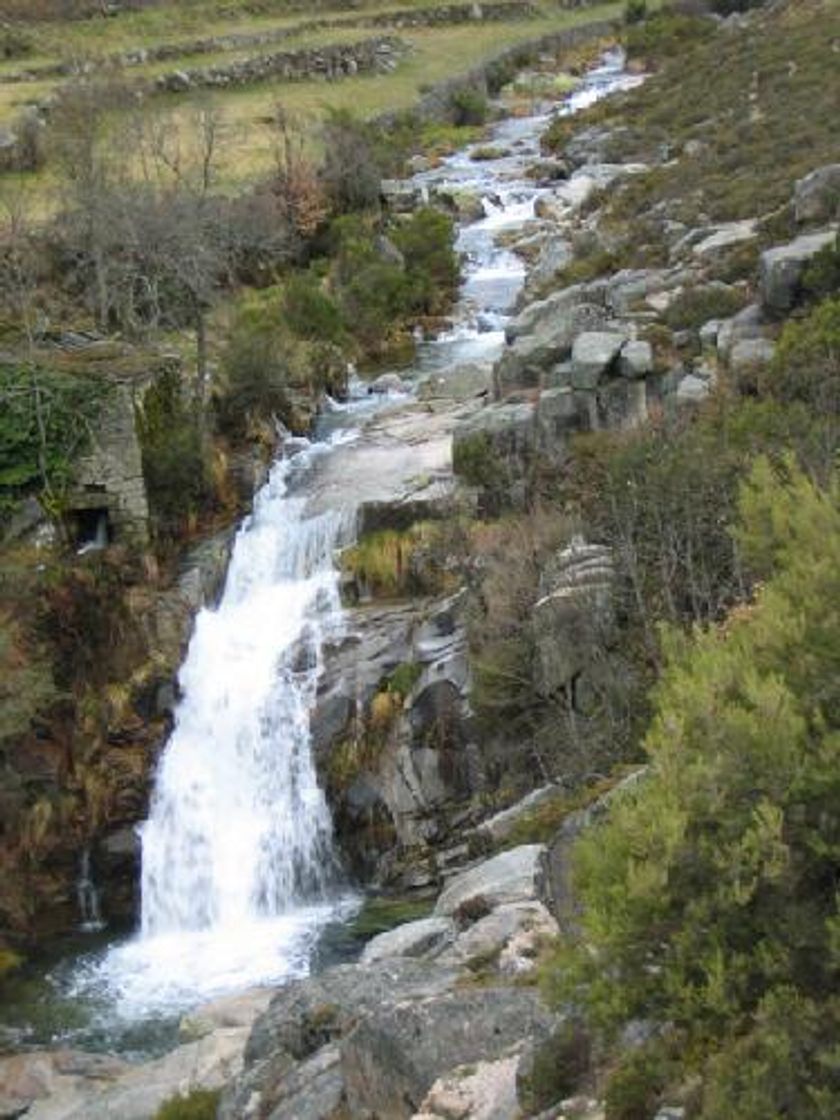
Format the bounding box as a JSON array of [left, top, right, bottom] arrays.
[[675, 373, 711, 404], [729, 337, 775, 375], [434, 844, 545, 917]]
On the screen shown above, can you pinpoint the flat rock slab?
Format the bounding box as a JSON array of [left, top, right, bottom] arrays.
[[434, 844, 545, 916], [305, 398, 476, 520], [362, 916, 456, 964]]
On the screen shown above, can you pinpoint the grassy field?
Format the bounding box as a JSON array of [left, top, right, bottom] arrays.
[[0, 0, 629, 208]]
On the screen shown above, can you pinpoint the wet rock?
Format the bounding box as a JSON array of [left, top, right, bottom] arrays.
[[361, 916, 455, 964], [430, 185, 486, 222], [368, 372, 408, 394], [342, 986, 557, 1118], [793, 164, 840, 224], [759, 229, 837, 314], [178, 987, 274, 1042], [525, 235, 573, 294], [434, 844, 545, 917], [417, 362, 491, 402]]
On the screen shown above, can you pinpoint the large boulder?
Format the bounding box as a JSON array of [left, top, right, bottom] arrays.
[[221, 960, 461, 1120], [342, 986, 557, 1118], [533, 539, 614, 696], [793, 165, 840, 225], [434, 845, 545, 917], [436, 901, 558, 974], [759, 230, 837, 314], [570, 330, 627, 389]]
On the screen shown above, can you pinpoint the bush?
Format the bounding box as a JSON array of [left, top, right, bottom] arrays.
[[154, 1088, 220, 1120], [519, 1021, 593, 1112], [624, 0, 647, 24], [0, 25, 34, 60], [801, 234, 840, 303], [762, 296, 840, 416], [138, 366, 214, 540], [663, 283, 746, 331], [549, 459, 840, 1113], [449, 88, 489, 127], [282, 272, 345, 345], [624, 11, 715, 64], [391, 207, 459, 316], [604, 1042, 675, 1120]]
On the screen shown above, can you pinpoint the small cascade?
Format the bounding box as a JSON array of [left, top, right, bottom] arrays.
[[77, 847, 104, 933]]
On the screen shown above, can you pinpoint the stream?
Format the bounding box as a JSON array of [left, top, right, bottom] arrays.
[[0, 48, 640, 1061]]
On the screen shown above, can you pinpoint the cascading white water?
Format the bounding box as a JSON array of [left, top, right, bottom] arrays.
[[77, 443, 362, 1016], [141, 455, 351, 937]]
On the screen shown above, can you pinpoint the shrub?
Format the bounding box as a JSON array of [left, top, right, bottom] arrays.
[[762, 296, 840, 416], [0, 25, 34, 60], [391, 208, 459, 316], [548, 459, 840, 1112], [319, 109, 384, 214], [449, 88, 489, 128], [624, 11, 715, 65], [518, 1021, 593, 1112], [604, 1042, 675, 1120], [282, 272, 345, 345], [663, 283, 746, 331], [801, 234, 840, 303], [154, 1088, 220, 1120], [624, 0, 648, 24], [138, 366, 214, 539]]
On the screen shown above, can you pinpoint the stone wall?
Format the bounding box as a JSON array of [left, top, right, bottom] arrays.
[[70, 375, 152, 545]]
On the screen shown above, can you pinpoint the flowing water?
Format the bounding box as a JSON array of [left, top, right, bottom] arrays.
[[0, 49, 640, 1056]]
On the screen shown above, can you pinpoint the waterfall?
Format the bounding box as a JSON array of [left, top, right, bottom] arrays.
[[77, 847, 104, 932], [140, 454, 353, 938]]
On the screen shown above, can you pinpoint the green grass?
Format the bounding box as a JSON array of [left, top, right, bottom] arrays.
[[348, 894, 433, 937], [0, 1, 629, 207]]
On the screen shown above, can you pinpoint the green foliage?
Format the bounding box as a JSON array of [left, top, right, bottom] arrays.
[[0, 25, 34, 59], [153, 1088, 220, 1120], [762, 296, 840, 416], [137, 366, 213, 539], [391, 208, 459, 316], [387, 661, 423, 698], [341, 523, 449, 600], [329, 210, 459, 356], [549, 460, 840, 1114], [0, 622, 58, 741], [663, 284, 747, 332], [518, 1021, 592, 1113], [624, 0, 647, 25], [624, 11, 714, 65], [448, 87, 489, 128], [0, 363, 107, 520], [802, 234, 840, 303], [604, 1041, 676, 1120], [282, 272, 345, 345]]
